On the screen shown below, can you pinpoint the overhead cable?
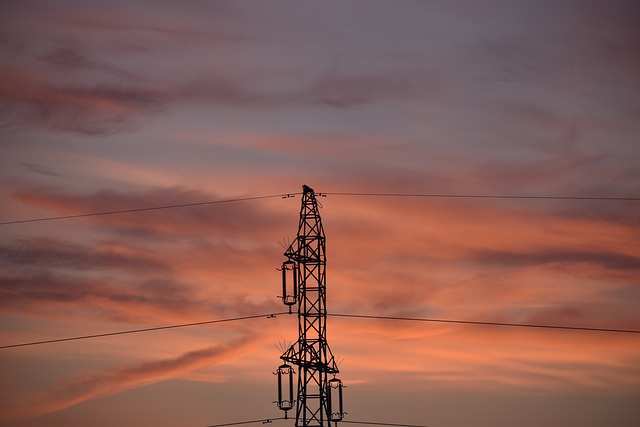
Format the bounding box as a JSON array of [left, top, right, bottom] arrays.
[[323, 191, 640, 201], [328, 313, 640, 335], [0, 193, 300, 225], [4, 310, 638, 351], [3, 190, 638, 226], [0, 312, 289, 349]]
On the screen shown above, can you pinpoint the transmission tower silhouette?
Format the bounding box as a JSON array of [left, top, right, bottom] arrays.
[[275, 185, 345, 426]]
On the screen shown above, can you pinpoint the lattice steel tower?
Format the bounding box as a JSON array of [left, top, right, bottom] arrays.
[[276, 185, 344, 426]]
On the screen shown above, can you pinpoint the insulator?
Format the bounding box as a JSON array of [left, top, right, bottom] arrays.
[[280, 261, 297, 306], [276, 364, 294, 412], [327, 377, 345, 422]]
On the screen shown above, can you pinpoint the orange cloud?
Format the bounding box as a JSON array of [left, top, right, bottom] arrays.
[[328, 316, 640, 393], [0, 337, 258, 422], [3, 182, 639, 399]]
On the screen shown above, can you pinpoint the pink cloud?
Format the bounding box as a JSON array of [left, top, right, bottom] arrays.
[[0, 65, 164, 135], [0, 337, 258, 422], [3, 181, 639, 399], [9, 182, 638, 328]]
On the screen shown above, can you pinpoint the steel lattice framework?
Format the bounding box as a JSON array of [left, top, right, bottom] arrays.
[[280, 185, 340, 427]]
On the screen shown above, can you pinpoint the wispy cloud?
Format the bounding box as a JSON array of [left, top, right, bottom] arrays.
[[8, 181, 638, 331], [38, 45, 140, 81], [330, 315, 640, 392], [0, 242, 281, 324], [0, 237, 169, 273], [0, 65, 165, 135], [0, 337, 257, 422], [2, 185, 288, 323], [11, 185, 287, 237]]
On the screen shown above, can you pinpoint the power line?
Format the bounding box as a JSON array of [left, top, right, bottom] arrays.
[[323, 192, 640, 201], [328, 313, 640, 335], [0, 312, 290, 349], [0, 193, 300, 225], [3, 190, 637, 226], [4, 310, 637, 351], [205, 417, 287, 427], [342, 421, 432, 427]]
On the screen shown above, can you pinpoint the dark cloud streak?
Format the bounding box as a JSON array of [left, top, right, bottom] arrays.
[[469, 248, 640, 271], [0, 66, 166, 135], [2, 184, 287, 323], [0, 270, 278, 324], [0, 237, 169, 273]]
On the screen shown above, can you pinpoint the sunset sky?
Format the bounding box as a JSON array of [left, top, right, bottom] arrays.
[[1, 1, 639, 426]]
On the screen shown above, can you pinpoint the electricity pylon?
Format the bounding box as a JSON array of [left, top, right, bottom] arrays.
[[276, 185, 344, 426]]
